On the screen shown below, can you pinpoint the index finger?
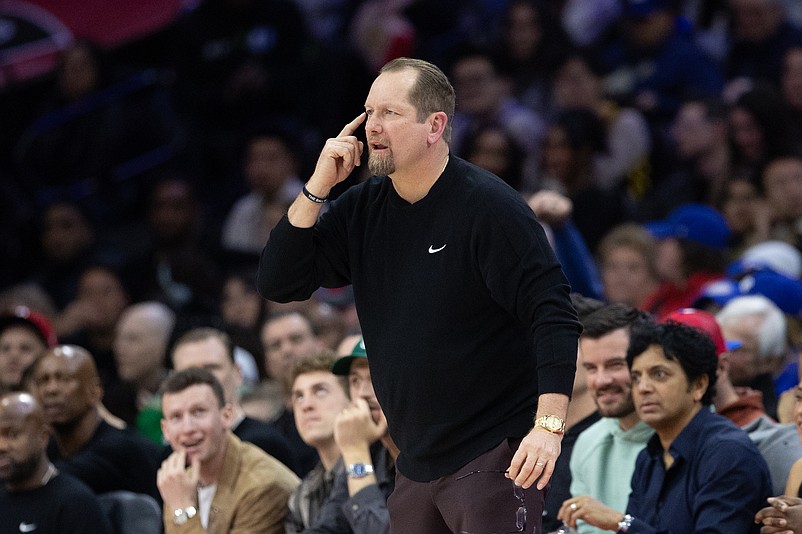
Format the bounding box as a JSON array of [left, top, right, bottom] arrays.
[[338, 112, 366, 137]]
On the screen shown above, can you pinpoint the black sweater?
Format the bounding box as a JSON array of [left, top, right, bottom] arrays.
[[259, 156, 580, 481]]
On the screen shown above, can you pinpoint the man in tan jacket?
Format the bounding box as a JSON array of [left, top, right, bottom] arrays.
[[157, 367, 299, 533]]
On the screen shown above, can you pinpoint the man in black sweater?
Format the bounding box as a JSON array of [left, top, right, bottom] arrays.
[[258, 57, 580, 533]]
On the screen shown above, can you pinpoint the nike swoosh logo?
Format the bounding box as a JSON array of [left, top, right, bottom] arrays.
[[19, 523, 37, 532], [428, 244, 447, 254]]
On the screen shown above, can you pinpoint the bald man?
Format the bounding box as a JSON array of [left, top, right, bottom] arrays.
[[0, 391, 113, 533], [28, 345, 161, 500], [111, 301, 175, 441]]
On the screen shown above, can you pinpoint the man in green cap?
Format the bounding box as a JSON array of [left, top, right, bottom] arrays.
[[304, 335, 398, 533]]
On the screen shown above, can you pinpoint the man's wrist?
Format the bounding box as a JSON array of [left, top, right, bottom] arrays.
[[617, 513, 633, 532], [303, 182, 331, 202], [172, 505, 198, 526]]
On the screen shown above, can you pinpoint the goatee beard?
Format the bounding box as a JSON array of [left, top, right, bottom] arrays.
[[368, 152, 395, 176]]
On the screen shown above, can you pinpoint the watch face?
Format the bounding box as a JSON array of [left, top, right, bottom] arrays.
[[347, 463, 374, 478], [351, 464, 368, 477]]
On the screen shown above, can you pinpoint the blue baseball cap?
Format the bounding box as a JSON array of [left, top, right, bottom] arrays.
[[738, 270, 802, 317], [644, 203, 731, 249], [694, 278, 740, 308], [695, 269, 802, 317]]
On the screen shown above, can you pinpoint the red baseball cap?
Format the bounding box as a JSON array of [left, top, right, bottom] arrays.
[[663, 308, 740, 356], [0, 306, 58, 348]]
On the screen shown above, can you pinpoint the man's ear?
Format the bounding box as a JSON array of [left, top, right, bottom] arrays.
[[691, 374, 710, 402], [427, 112, 448, 144], [221, 402, 235, 430]]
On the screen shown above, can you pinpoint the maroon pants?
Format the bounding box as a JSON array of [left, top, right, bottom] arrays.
[[388, 438, 545, 534]]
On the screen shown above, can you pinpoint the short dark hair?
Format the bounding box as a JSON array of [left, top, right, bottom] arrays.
[[172, 327, 235, 364], [159, 367, 226, 408], [570, 293, 605, 322], [626, 321, 718, 405], [582, 303, 652, 339], [380, 57, 455, 144]]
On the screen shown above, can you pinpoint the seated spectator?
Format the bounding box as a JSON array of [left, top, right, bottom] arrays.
[[728, 84, 799, 184], [782, 379, 802, 496], [220, 265, 268, 378], [718, 295, 789, 420], [641, 98, 731, 218], [58, 263, 130, 386], [462, 124, 528, 192], [261, 310, 325, 477], [221, 130, 304, 256], [715, 174, 766, 251], [726, 0, 802, 85], [601, 0, 723, 122], [0, 392, 113, 533], [304, 336, 397, 533], [28, 345, 161, 500], [493, 0, 572, 116], [111, 301, 175, 438], [448, 46, 546, 176], [641, 203, 730, 318], [551, 51, 652, 193], [761, 156, 802, 251], [537, 108, 627, 252], [122, 176, 222, 321], [560, 320, 771, 532], [157, 368, 299, 533], [29, 201, 115, 313], [597, 224, 660, 309], [285, 350, 351, 531], [558, 304, 654, 534], [170, 327, 299, 474], [666, 308, 802, 496], [0, 306, 56, 393]]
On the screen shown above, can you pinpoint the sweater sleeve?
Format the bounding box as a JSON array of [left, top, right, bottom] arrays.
[[258, 206, 351, 303], [475, 191, 581, 398]]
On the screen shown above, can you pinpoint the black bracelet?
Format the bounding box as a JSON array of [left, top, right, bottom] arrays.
[[302, 185, 328, 204]]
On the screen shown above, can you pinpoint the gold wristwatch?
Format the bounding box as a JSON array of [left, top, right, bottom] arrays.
[[534, 415, 566, 435]]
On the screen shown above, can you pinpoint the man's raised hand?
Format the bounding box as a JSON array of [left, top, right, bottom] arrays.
[[308, 113, 366, 196]]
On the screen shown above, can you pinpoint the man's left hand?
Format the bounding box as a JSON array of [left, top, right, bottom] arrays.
[[506, 426, 561, 490]]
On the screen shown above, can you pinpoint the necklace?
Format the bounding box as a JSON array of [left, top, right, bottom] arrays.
[[440, 154, 449, 176], [41, 463, 58, 486]]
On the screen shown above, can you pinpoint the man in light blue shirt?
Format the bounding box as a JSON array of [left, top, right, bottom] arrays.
[[559, 304, 653, 534]]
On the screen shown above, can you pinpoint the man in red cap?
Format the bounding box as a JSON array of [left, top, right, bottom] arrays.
[[665, 308, 802, 496], [0, 306, 56, 393]]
